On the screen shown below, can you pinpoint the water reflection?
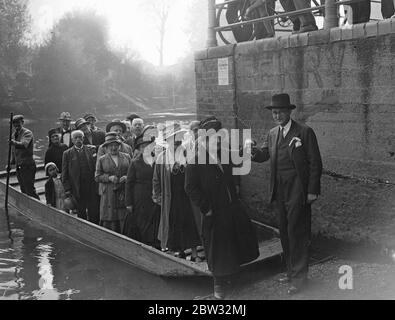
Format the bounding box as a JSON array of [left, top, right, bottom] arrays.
[[0, 208, 210, 300]]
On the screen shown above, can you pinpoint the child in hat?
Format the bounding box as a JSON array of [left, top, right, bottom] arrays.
[[45, 162, 66, 211]]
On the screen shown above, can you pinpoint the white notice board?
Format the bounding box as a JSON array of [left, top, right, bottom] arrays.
[[218, 57, 229, 86]]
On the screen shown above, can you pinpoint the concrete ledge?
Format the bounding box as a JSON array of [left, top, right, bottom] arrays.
[[278, 35, 290, 49], [255, 37, 279, 52], [194, 49, 208, 61], [352, 23, 366, 39], [341, 26, 353, 40], [365, 21, 378, 38], [330, 27, 342, 42], [297, 32, 309, 47], [308, 29, 330, 45], [197, 23, 394, 59], [378, 19, 392, 35], [207, 44, 235, 59], [235, 41, 256, 56], [289, 34, 299, 48]]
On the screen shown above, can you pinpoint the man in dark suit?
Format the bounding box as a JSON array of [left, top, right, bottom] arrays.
[[62, 130, 99, 224], [57, 112, 74, 148], [251, 93, 323, 295], [74, 118, 105, 151]]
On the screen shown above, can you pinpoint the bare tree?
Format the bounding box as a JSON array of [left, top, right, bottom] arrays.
[[143, 0, 174, 67]]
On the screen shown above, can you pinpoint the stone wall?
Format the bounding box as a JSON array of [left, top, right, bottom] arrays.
[[194, 20, 395, 244]]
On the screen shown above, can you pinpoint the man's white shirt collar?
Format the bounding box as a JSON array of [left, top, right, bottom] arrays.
[[280, 119, 292, 138]]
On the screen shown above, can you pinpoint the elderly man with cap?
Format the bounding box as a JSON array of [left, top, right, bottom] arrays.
[[185, 116, 259, 300], [10, 115, 40, 200], [97, 120, 133, 159], [250, 93, 323, 295], [126, 114, 144, 153], [57, 112, 74, 148], [84, 113, 101, 132], [74, 118, 105, 151], [45, 128, 68, 173], [95, 133, 132, 233], [62, 130, 99, 223]]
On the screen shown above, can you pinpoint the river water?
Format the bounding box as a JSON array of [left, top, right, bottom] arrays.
[[0, 207, 211, 300]]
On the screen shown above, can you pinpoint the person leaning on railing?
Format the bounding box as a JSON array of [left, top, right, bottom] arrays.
[[242, 0, 318, 36], [279, 0, 318, 33]]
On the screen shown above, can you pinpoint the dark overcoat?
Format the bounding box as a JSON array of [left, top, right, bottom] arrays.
[[185, 155, 259, 277], [61, 146, 97, 199]]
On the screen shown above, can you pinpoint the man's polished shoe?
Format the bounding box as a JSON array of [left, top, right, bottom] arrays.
[[287, 285, 300, 295], [277, 276, 291, 284]]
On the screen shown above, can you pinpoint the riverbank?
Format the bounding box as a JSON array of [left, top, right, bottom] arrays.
[[227, 257, 395, 300]]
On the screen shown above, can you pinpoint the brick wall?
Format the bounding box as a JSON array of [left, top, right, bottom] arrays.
[[195, 20, 395, 245]]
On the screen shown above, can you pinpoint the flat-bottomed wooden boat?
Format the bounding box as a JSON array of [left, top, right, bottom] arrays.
[[0, 166, 282, 277]]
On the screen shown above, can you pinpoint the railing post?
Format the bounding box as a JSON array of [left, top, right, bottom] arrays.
[[207, 0, 218, 47], [324, 0, 339, 29]]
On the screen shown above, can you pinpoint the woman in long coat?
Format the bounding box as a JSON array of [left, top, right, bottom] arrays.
[[153, 124, 201, 260], [124, 127, 161, 248], [185, 117, 259, 299], [95, 134, 132, 233]]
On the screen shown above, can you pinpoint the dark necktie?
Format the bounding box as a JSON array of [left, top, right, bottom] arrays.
[[278, 127, 284, 145]]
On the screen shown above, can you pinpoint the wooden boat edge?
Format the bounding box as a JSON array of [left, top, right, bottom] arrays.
[[0, 180, 211, 278], [0, 168, 283, 277]]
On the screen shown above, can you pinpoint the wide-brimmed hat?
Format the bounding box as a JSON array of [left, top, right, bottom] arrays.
[[102, 132, 122, 147], [266, 93, 296, 110], [59, 112, 72, 121], [106, 120, 127, 133], [83, 113, 97, 121], [74, 118, 89, 130], [135, 125, 157, 149], [12, 115, 24, 123]]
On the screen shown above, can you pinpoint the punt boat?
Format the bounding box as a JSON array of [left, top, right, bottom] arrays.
[[0, 165, 282, 277]]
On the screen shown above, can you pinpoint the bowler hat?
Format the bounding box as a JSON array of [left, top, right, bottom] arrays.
[[74, 118, 89, 130], [12, 115, 24, 123], [266, 93, 296, 110], [106, 120, 127, 133], [59, 112, 72, 121], [102, 132, 122, 147]]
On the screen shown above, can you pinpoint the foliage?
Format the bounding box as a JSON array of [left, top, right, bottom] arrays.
[[0, 0, 31, 100]]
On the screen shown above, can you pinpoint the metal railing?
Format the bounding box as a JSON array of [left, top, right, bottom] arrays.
[[207, 0, 384, 47]]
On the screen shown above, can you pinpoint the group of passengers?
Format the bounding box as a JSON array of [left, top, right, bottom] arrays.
[[10, 112, 259, 300]]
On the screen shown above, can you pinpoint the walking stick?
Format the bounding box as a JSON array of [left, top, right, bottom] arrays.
[[2, 113, 14, 241], [5, 113, 14, 211]]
